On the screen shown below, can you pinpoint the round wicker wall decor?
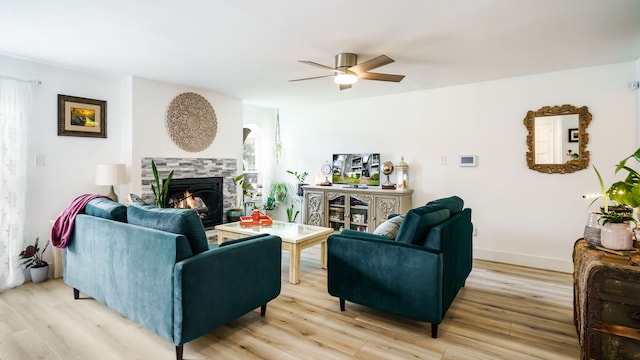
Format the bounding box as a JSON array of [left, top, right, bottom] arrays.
[[166, 92, 217, 152]]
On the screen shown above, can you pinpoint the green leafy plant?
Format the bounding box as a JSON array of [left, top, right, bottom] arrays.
[[263, 197, 277, 210], [286, 204, 300, 223], [286, 170, 308, 184], [18, 237, 49, 269], [599, 210, 637, 226], [151, 160, 174, 208], [269, 181, 292, 203], [232, 174, 253, 209], [608, 148, 640, 209], [593, 165, 610, 213]]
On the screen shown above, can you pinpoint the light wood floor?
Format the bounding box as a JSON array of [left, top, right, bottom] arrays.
[[0, 245, 579, 359]]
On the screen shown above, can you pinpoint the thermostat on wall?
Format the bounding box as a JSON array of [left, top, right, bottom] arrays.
[[458, 155, 477, 167]]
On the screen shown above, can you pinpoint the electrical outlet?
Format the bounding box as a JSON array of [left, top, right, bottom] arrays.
[[35, 154, 45, 167], [441, 156, 447, 166], [473, 226, 478, 236]]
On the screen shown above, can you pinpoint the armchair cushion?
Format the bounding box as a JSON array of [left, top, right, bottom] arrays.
[[219, 233, 269, 247], [339, 229, 396, 242], [396, 208, 450, 245], [127, 202, 209, 255], [85, 198, 127, 222], [426, 196, 464, 215], [372, 215, 404, 239]]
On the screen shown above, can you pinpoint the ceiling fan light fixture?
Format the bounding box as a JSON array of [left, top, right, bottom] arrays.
[[334, 73, 358, 85]]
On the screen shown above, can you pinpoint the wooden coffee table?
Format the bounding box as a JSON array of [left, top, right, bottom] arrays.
[[215, 220, 333, 284]]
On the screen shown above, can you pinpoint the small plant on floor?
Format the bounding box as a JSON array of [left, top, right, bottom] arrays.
[[18, 237, 49, 269], [286, 203, 300, 223]]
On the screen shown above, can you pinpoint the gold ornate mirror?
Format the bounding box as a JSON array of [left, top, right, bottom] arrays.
[[524, 104, 591, 174]]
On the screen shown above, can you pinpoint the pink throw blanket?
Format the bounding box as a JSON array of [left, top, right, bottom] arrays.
[[51, 194, 108, 249]]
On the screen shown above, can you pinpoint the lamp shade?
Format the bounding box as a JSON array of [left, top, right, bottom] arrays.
[[95, 164, 127, 186]]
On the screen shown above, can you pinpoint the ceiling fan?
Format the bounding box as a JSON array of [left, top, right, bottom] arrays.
[[289, 53, 405, 90]]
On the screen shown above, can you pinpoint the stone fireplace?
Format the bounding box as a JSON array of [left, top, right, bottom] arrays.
[[140, 157, 238, 228]]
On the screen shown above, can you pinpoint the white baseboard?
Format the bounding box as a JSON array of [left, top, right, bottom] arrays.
[[473, 247, 573, 273]]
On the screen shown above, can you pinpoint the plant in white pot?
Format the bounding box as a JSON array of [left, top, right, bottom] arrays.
[[599, 210, 636, 250], [18, 237, 50, 283], [593, 164, 637, 250]]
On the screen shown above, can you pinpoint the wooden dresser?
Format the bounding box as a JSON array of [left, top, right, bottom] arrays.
[[573, 239, 640, 359], [301, 185, 412, 233]]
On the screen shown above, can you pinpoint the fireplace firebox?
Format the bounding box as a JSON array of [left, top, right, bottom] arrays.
[[164, 177, 223, 229]]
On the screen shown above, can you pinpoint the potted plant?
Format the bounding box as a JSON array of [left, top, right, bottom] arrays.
[[262, 182, 292, 219], [18, 237, 50, 283], [263, 197, 277, 217], [287, 170, 308, 196], [270, 181, 292, 204], [592, 164, 637, 250], [228, 174, 251, 221], [607, 148, 640, 209], [151, 160, 174, 208], [599, 209, 636, 250], [286, 202, 300, 223]]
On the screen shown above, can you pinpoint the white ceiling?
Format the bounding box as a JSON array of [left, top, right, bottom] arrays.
[[1, 0, 639, 108]]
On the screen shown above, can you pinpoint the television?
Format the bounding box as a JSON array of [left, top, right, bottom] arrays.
[[332, 153, 380, 187]]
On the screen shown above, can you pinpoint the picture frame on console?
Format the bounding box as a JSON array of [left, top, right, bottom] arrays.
[[57, 94, 107, 138]]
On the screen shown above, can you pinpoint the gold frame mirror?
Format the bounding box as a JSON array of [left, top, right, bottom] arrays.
[[524, 104, 592, 174]]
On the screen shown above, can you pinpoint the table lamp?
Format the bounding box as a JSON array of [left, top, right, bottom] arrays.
[[95, 164, 127, 202]]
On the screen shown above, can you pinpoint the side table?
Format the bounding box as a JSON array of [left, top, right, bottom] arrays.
[[573, 239, 640, 359]]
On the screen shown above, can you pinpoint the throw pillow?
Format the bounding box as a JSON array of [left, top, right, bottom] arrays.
[[426, 196, 464, 215], [126, 193, 143, 205], [396, 208, 450, 245], [85, 197, 127, 222], [127, 202, 209, 255], [372, 215, 404, 239]]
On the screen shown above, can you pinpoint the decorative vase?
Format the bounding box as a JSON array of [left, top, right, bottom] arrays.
[[30, 265, 49, 283], [226, 209, 243, 222], [297, 184, 306, 197], [583, 212, 602, 248], [601, 222, 634, 250]]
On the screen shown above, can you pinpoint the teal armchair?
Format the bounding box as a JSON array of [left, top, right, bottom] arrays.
[[327, 196, 472, 338]]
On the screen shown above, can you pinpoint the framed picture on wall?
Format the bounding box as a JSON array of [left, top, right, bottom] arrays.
[[568, 128, 579, 143], [57, 94, 107, 138]]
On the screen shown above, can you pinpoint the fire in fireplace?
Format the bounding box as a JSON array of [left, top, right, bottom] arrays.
[[164, 177, 223, 229]]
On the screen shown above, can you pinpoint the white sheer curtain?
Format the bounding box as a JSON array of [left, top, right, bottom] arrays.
[[0, 78, 32, 291]]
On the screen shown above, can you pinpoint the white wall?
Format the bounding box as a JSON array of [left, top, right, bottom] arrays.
[[129, 77, 243, 195], [0, 55, 244, 266], [0, 54, 126, 264], [275, 62, 639, 272]]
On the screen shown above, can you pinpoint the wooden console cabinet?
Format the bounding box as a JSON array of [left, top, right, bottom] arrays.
[[573, 239, 640, 359], [302, 185, 412, 233]]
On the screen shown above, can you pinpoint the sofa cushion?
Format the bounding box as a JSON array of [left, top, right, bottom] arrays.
[[85, 197, 127, 222], [396, 208, 450, 245], [372, 215, 404, 239], [426, 196, 464, 215], [127, 202, 209, 255]]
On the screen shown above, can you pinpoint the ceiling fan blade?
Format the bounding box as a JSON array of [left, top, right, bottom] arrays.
[[289, 74, 335, 82], [358, 72, 405, 82], [299, 60, 344, 73], [339, 84, 352, 91], [348, 55, 394, 74]]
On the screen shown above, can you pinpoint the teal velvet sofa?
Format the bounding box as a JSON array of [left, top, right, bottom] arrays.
[[327, 196, 472, 338], [63, 199, 282, 360]]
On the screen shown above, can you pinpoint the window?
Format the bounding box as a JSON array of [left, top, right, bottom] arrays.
[[242, 127, 262, 198]]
